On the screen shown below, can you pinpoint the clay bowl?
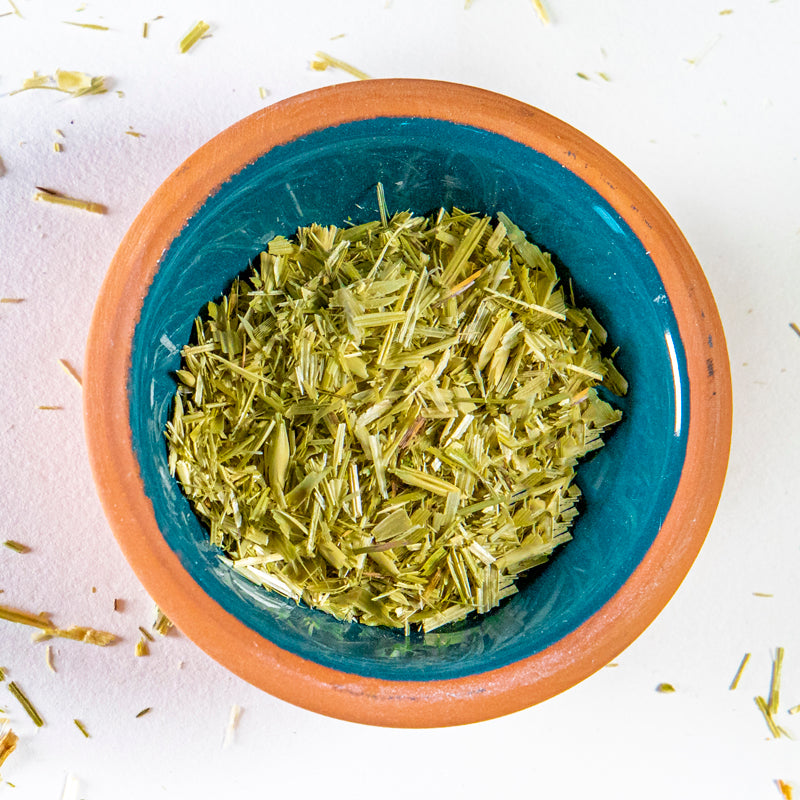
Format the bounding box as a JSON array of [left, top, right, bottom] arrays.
[[84, 79, 731, 727]]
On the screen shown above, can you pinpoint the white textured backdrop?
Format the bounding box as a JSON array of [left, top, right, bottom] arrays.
[[1, 1, 799, 798]]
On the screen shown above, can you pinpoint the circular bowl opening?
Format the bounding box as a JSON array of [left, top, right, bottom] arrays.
[[85, 79, 731, 727]]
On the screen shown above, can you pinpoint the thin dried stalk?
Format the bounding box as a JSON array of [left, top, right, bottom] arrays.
[[0, 603, 116, 646]]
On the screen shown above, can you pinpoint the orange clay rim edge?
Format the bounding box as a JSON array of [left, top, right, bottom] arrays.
[[83, 79, 732, 728]]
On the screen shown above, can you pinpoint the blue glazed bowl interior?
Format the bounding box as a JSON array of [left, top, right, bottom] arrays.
[[130, 117, 689, 681]]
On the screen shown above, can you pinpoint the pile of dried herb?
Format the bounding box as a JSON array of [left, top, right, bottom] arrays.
[[165, 202, 626, 633]]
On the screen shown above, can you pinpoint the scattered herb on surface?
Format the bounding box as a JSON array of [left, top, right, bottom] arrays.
[[179, 20, 209, 53], [756, 695, 781, 738], [656, 683, 676, 693], [153, 607, 173, 636], [35, 189, 105, 215], [8, 682, 44, 727], [3, 541, 29, 554], [768, 647, 785, 715], [310, 51, 370, 80], [776, 780, 793, 800], [222, 704, 242, 749], [0, 724, 18, 771], [58, 358, 83, 386], [0, 602, 116, 646], [63, 21, 109, 30], [138, 626, 154, 642], [11, 70, 107, 97], [531, 0, 550, 23], [730, 652, 751, 690], [166, 201, 626, 633], [135, 637, 149, 657], [135, 707, 151, 718], [73, 719, 89, 738]]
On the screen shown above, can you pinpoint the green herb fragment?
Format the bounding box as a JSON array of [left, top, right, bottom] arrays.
[[135, 707, 151, 718], [58, 358, 83, 385], [36, 190, 105, 215], [655, 683, 675, 693], [73, 719, 89, 738], [776, 780, 793, 800], [3, 541, 29, 554], [531, 0, 550, 23], [11, 70, 107, 97], [152, 607, 173, 636], [7, 682, 44, 727], [310, 51, 370, 80], [756, 695, 781, 738], [576, 72, 590, 80], [0, 602, 116, 646], [0, 723, 18, 770], [0, 667, 5, 681], [63, 21, 109, 30], [137, 626, 154, 642], [768, 647, 785, 715], [179, 20, 209, 53], [165, 196, 626, 633], [730, 652, 751, 690], [790, 322, 800, 339]]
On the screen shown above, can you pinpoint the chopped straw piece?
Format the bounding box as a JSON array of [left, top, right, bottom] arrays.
[[790, 322, 800, 339], [0, 602, 116, 646], [63, 21, 109, 30], [729, 652, 751, 690], [179, 20, 209, 53], [11, 70, 107, 97], [310, 51, 370, 80], [135, 637, 149, 657], [165, 196, 625, 633], [531, 0, 550, 24], [45, 645, 55, 673], [1, 298, 24, 303], [0, 723, 18, 770], [776, 781, 793, 800], [58, 358, 83, 386], [35, 189, 105, 215], [3, 541, 29, 554], [755, 695, 781, 738], [768, 646, 785, 715], [222, 704, 242, 749], [8, 681, 44, 727], [153, 607, 173, 636]]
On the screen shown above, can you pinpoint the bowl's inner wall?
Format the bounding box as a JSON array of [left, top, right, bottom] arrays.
[[130, 117, 689, 681]]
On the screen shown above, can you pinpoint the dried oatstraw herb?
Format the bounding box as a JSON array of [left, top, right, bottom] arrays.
[[165, 200, 626, 633]]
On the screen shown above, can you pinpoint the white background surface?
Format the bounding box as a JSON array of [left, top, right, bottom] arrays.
[[1, 1, 799, 798]]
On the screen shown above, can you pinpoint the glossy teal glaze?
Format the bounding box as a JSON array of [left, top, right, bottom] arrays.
[[129, 117, 689, 681]]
